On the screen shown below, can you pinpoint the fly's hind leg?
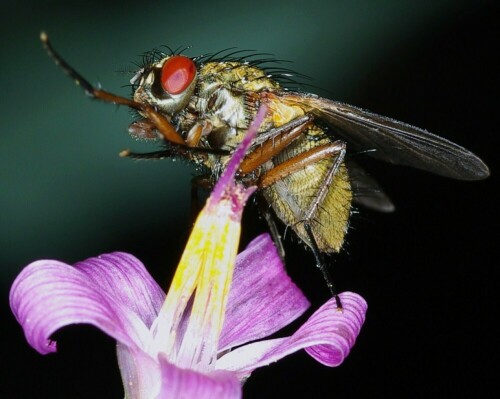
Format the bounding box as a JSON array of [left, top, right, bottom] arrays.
[[256, 140, 347, 307], [303, 223, 342, 309], [237, 115, 315, 265]]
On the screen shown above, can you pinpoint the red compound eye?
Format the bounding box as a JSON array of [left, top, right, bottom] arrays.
[[160, 56, 196, 95]]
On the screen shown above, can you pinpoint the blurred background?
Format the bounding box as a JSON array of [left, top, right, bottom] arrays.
[[1, 0, 497, 397]]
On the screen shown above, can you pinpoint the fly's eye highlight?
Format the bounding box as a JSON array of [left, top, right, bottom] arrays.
[[160, 56, 196, 95]]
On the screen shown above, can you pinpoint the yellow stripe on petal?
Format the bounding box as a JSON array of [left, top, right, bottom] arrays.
[[152, 105, 267, 370], [155, 193, 245, 371], [177, 206, 241, 370]]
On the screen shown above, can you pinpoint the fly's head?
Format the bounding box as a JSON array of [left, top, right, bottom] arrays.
[[131, 55, 198, 116]]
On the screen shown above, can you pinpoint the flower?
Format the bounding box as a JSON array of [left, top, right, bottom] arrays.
[[10, 106, 367, 398]]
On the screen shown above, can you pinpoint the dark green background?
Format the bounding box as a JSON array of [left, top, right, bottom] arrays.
[[1, 1, 497, 398]]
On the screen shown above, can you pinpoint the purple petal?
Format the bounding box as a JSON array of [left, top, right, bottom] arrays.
[[9, 252, 164, 354], [157, 354, 241, 399], [117, 343, 162, 399], [75, 252, 165, 327], [219, 234, 310, 351], [303, 293, 367, 366], [217, 292, 367, 379]]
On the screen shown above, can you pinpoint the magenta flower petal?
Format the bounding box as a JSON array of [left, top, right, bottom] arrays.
[[219, 234, 310, 351], [157, 354, 241, 399], [217, 292, 367, 379], [303, 292, 367, 366], [9, 252, 163, 354], [75, 252, 165, 327], [117, 344, 162, 399], [9, 104, 368, 397]]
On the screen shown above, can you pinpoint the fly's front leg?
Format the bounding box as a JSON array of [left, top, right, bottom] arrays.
[[123, 117, 219, 159], [41, 32, 186, 146], [120, 145, 229, 160], [185, 119, 215, 147]]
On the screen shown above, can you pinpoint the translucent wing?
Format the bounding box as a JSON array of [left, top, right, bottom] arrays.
[[280, 93, 489, 180], [347, 160, 395, 213]]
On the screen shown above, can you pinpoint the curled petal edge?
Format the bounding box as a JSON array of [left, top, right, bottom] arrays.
[[9, 255, 157, 354], [216, 292, 367, 380]]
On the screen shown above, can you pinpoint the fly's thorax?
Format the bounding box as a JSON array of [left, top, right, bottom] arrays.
[[132, 57, 304, 154], [189, 62, 281, 132], [173, 64, 279, 154], [263, 124, 352, 253], [197, 62, 281, 93], [195, 91, 308, 150]]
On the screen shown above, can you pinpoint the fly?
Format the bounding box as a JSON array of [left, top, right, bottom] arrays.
[[40, 32, 490, 303]]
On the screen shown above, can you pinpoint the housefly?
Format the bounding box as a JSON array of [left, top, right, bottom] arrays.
[[40, 32, 489, 298]]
